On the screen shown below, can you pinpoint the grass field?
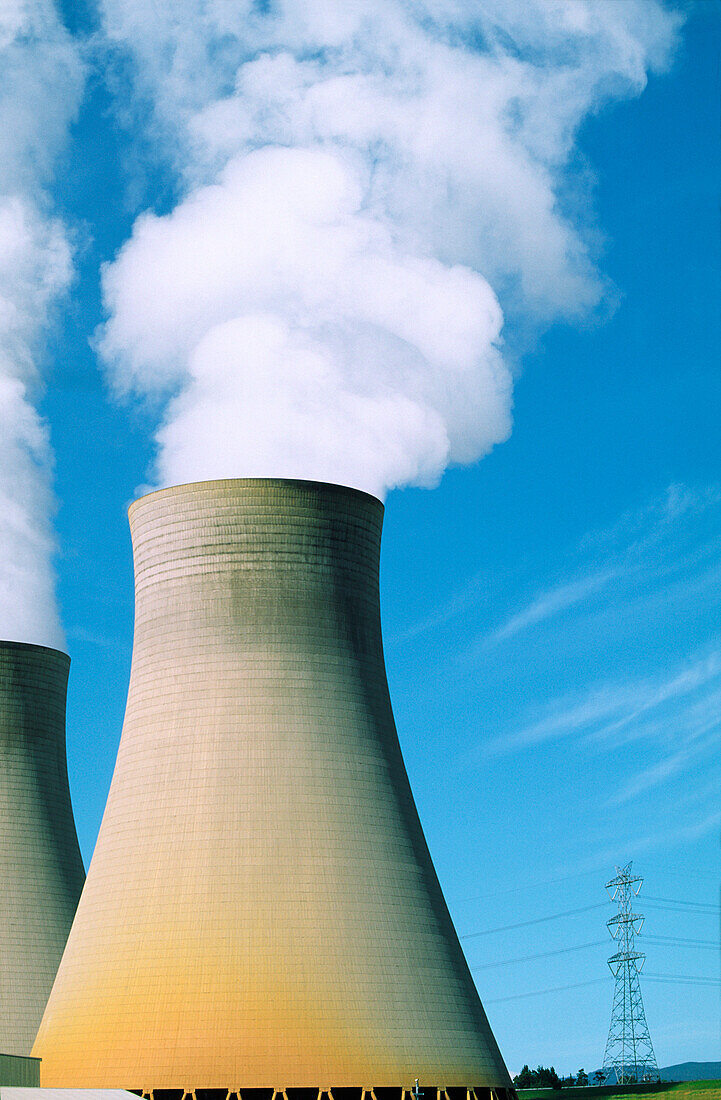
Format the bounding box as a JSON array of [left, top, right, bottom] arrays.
[[517, 1082, 721, 1100]]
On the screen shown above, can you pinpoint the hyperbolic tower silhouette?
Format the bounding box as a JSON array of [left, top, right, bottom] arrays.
[[602, 863, 658, 1083], [34, 479, 512, 1096], [0, 640, 85, 1054]]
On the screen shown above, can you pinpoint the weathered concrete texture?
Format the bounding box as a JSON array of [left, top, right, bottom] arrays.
[[34, 480, 511, 1090], [0, 642, 85, 1055]]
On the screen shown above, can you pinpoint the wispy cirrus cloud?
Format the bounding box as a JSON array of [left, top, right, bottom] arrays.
[[391, 482, 719, 660], [478, 481, 720, 651], [488, 568, 619, 644], [467, 484, 721, 815], [579, 481, 721, 554], [609, 727, 719, 806], [575, 807, 721, 874], [485, 646, 721, 756]]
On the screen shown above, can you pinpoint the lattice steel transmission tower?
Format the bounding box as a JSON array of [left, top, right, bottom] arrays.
[[602, 862, 659, 1084]]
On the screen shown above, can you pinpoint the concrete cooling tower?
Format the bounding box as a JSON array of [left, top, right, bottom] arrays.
[[0, 641, 85, 1055], [34, 479, 513, 1098]]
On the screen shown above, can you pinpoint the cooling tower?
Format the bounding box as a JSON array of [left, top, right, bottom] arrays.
[[35, 479, 512, 1097], [0, 641, 85, 1055]]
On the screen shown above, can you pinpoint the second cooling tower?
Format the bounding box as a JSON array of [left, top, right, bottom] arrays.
[[34, 479, 512, 1094], [0, 641, 84, 1055]]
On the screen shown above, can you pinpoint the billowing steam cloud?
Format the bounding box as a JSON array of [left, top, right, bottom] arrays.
[[98, 0, 680, 499], [0, 3, 83, 647]]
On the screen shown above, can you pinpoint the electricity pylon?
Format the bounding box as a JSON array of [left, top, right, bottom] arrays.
[[602, 862, 659, 1084]]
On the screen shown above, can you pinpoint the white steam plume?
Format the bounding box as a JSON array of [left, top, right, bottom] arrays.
[[0, 3, 83, 648], [97, 0, 680, 499]]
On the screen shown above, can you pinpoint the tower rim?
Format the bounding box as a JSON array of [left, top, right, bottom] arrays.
[[128, 477, 384, 517], [0, 639, 70, 664]]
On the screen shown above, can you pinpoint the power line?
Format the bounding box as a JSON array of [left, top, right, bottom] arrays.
[[466, 933, 715, 971], [461, 898, 719, 940], [460, 896, 719, 939], [644, 901, 719, 917], [646, 971, 720, 984], [466, 931, 717, 972], [644, 934, 717, 948], [459, 872, 720, 906], [476, 868, 721, 1014], [644, 977, 721, 987], [469, 939, 607, 971], [460, 867, 600, 903], [486, 977, 607, 1004], [485, 972, 721, 1006], [644, 894, 719, 910], [460, 902, 608, 939]]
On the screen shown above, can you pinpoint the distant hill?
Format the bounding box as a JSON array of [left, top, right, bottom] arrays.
[[515, 1063, 721, 1089], [660, 1063, 721, 1082], [589, 1063, 720, 1086]]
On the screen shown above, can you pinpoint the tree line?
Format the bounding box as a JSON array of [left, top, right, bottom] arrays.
[[513, 1065, 608, 1089]]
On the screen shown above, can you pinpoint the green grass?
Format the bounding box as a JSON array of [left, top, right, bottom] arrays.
[[517, 1082, 721, 1100]]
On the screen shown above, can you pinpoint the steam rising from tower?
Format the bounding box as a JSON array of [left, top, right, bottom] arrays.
[[95, 0, 681, 499], [35, 479, 511, 1090], [0, 0, 83, 648]]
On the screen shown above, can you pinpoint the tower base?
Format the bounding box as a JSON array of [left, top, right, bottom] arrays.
[[128, 1088, 517, 1100]]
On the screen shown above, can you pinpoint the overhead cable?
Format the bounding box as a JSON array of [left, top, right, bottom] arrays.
[[460, 902, 608, 939], [469, 939, 606, 970], [485, 973, 720, 1005]]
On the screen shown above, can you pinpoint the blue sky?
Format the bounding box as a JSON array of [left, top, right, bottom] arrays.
[[381, 5, 721, 1070], [1, 0, 718, 1078]]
